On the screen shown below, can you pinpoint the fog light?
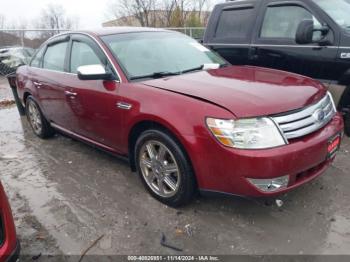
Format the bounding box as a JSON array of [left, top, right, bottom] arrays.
[[247, 175, 289, 192]]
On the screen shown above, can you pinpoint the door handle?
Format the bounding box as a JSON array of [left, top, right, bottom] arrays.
[[33, 81, 42, 88], [117, 102, 132, 110], [267, 52, 283, 58], [64, 91, 78, 97]]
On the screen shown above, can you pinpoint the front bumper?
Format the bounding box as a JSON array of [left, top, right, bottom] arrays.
[[190, 113, 344, 197]]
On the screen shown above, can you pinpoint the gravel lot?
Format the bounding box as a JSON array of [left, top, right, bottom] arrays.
[[0, 76, 13, 101], [0, 77, 350, 259]]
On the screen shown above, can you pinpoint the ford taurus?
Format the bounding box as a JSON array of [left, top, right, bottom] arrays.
[[14, 28, 344, 206]]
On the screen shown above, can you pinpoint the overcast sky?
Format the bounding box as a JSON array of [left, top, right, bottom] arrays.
[[1, 0, 225, 29]]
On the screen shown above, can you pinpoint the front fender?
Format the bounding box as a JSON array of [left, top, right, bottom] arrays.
[[118, 83, 234, 167]]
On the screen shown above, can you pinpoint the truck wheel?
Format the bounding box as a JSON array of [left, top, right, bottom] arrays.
[[26, 96, 55, 138], [135, 129, 196, 207], [339, 85, 350, 136]]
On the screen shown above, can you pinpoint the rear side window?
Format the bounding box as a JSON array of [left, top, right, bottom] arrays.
[[70, 41, 102, 74], [215, 8, 255, 39], [43, 42, 68, 72], [260, 6, 319, 39], [31, 47, 45, 68]]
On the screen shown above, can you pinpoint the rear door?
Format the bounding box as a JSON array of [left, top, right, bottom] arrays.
[[27, 46, 46, 106], [204, 0, 261, 65], [37, 36, 76, 129], [251, 0, 340, 82]]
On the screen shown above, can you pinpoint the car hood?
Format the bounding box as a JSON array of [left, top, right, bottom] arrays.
[[143, 66, 327, 118]]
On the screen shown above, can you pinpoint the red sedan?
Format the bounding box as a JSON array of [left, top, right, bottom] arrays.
[[0, 181, 20, 262], [15, 28, 343, 206]]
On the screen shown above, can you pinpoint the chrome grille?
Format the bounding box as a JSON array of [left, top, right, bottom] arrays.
[[272, 92, 336, 140]]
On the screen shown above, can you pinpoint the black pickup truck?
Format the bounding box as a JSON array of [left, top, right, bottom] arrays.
[[204, 0, 350, 135]]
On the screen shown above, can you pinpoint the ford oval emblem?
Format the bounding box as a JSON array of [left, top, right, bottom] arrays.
[[313, 109, 325, 122]]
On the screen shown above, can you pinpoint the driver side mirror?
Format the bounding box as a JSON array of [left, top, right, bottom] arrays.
[[77, 64, 114, 81], [296, 19, 331, 45]]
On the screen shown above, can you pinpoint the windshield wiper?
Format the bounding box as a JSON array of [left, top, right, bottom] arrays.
[[181, 63, 229, 74], [130, 63, 229, 80], [219, 63, 230, 68], [181, 65, 205, 74], [130, 71, 180, 80]]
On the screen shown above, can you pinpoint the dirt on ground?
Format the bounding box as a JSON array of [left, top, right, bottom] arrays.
[[0, 78, 350, 258]]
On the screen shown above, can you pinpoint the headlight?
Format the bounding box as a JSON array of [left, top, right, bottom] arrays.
[[206, 117, 286, 149]]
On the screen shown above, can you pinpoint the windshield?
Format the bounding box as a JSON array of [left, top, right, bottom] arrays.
[[102, 32, 226, 80], [313, 0, 350, 30]]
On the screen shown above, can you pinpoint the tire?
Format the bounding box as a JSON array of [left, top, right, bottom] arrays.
[[339, 85, 350, 136], [26, 96, 55, 138], [135, 129, 196, 207]]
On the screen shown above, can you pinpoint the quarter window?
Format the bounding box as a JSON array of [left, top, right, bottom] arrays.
[[43, 42, 68, 72], [215, 8, 255, 39], [70, 41, 102, 74], [260, 5, 321, 39], [31, 47, 45, 68]]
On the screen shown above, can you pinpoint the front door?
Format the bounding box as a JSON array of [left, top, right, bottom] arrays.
[[64, 34, 124, 151], [251, 0, 339, 82]]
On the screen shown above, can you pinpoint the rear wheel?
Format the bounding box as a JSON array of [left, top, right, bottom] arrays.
[[135, 129, 196, 207], [26, 96, 55, 138]]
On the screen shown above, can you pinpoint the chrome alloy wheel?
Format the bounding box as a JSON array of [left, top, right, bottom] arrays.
[[27, 101, 42, 134], [139, 141, 181, 198]]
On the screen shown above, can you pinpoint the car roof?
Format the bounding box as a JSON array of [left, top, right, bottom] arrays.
[[81, 27, 171, 37], [45, 27, 180, 47]]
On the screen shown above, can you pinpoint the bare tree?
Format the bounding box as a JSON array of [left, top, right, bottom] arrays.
[[108, 0, 157, 27], [195, 0, 209, 19], [106, 0, 211, 27], [37, 4, 79, 37], [160, 0, 177, 26]]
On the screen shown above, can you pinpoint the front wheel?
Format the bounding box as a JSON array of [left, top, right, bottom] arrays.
[[135, 129, 196, 207]]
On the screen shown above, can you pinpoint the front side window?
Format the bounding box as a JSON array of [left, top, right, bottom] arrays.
[[70, 41, 102, 74], [260, 5, 321, 39], [43, 41, 68, 72], [102, 32, 226, 80], [312, 0, 350, 31], [215, 8, 255, 39]]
